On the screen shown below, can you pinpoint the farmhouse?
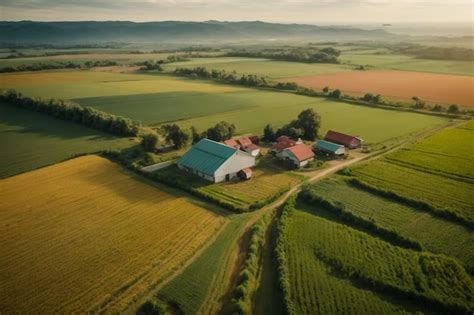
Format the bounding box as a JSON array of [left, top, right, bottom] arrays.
[[277, 143, 315, 168], [271, 135, 303, 154], [324, 130, 362, 149], [177, 138, 255, 183], [314, 140, 346, 158], [237, 136, 260, 156]]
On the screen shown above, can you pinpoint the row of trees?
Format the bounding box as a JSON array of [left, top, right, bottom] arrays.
[[0, 60, 118, 73], [144, 121, 237, 152], [263, 108, 321, 142], [0, 89, 140, 137], [227, 47, 341, 64], [175, 67, 268, 87]]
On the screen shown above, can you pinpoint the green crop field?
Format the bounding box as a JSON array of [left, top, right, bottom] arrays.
[[0, 70, 447, 144], [0, 103, 134, 178], [282, 201, 474, 314], [309, 178, 474, 271], [158, 214, 251, 315], [163, 57, 354, 78], [339, 53, 474, 76], [386, 122, 474, 179], [352, 160, 474, 224]]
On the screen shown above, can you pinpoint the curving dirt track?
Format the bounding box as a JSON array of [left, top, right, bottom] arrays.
[[283, 70, 474, 107]]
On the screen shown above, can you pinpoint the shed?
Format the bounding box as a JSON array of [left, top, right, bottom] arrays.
[[324, 130, 362, 149], [279, 143, 315, 168], [314, 140, 346, 157]]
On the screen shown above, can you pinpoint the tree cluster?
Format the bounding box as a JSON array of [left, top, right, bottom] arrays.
[[161, 124, 189, 148], [270, 108, 321, 141], [0, 60, 118, 73], [202, 121, 236, 142], [0, 89, 140, 137], [175, 67, 268, 87], [227, 47, 341, 64]]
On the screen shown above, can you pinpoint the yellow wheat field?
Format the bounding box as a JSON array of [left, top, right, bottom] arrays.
[[0, 155, 226, 313]]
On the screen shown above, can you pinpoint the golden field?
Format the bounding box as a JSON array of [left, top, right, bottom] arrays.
[[0, 155, 226, 313]]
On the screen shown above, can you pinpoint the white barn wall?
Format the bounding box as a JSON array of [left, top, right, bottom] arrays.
[[214, 151, 255, 183]]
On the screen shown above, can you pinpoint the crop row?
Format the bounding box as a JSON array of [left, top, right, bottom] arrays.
[[308, 177, 474, 273], [282, 201, 474, 313], [351, 160, 474, 226]]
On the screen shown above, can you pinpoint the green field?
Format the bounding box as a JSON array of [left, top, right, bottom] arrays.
[[163, 57, 354, 78], [340, 53, 474, 76], [158, 214, 251, 314], [352, 160, 474, 224], [282, 201, 474, 314], [0, 104, 134, 178], [308, 178, 474, 270], [386, 122, 474, 179], [0, 70, 447, 144]]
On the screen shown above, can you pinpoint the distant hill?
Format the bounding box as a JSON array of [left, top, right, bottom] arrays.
[[0, 20, 391, 44]]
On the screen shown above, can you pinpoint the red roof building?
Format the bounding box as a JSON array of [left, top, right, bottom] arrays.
[[286, 143, 315, 162], [223, 139, 240, 149], [324, 130, 362, 149], [237, 136, 253, 148]]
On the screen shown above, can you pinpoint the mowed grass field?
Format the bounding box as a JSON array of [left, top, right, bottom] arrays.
[[283, 70, 474, 107], [0, 103, 134, 178], [339, 53, 474, 76], [310, 178, 474, 271], [0, 70, 448, 143], [282, 201, 474, 314], [0, 155, 227, 313]]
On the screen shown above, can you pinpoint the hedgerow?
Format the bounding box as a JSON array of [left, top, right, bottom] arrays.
[[0, 89, 140, 137], [231, 210, 274, 314], [274, 196, 297, 315]]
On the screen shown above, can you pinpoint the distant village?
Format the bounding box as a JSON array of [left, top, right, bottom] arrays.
[[177, 130, 363, 183]]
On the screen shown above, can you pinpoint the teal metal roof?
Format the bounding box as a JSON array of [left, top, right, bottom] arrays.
[[315, 140, 343, 153], [177, 139, 237, 176]]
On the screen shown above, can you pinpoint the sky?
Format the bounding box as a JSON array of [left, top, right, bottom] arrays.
[[0, 0, 473, 24]]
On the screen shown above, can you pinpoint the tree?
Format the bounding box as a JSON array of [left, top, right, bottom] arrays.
[[412, 96, 425, 109], [204, 121, 236, 142], [295, 108, 321, 141], [162, 124, 189, 148], [447, 104, 460, 114], [141, 133, 158, 152], [276, 124, 303, 139], [263, 124, 276, 142], [190, 126, 202, 144], [431, 104, 444, 112], [322, 86, 329, 94], [328, 89, 342, 99]]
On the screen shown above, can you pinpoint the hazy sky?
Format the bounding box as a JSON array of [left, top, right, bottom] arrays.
[[1, 0, 473, 23]]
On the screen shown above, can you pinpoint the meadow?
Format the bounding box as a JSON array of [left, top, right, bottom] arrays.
[[308, 178, 474, 271], [0, 103, 134, 178], [282, 201, 474, 314], [0, 155, 227, 313], [339, 53, 474, 76], [0, 70, 448, 144]]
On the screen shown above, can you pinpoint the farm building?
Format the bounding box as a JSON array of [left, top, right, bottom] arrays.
[[223, 136, 260, 156], [177, 138, 255, 183], [237, 136, 260, 156], [277, 143, 315, 168], [324, 130, 362, 149], [271, 136, 303, 154], [314, 140, 346, 158]]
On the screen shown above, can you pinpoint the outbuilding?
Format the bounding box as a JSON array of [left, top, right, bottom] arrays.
[[278, 143, 315, 168], [177, 138, 255, 183], [314, 140, 346, 158], [324, 130, 362, 149]]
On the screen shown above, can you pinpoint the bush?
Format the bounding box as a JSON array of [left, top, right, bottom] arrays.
[[141, 133, 159, 152]]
